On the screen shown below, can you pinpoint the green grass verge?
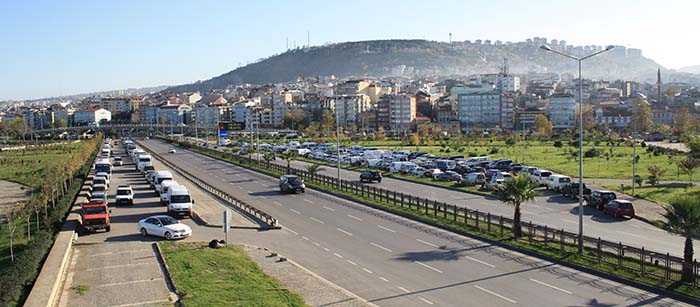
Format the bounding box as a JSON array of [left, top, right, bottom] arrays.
[[164, 137, 700, 300], [160, 242, 308, 307], [0, 142, 86, 186], [603, 184, 700, 206]]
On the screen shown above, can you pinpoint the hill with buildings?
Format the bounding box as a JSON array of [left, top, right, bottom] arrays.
[[166, 39, 700, 93]]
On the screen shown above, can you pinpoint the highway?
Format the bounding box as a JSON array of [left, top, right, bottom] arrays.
[[239, 150, 690, 257], [142, 139, 690, 307]]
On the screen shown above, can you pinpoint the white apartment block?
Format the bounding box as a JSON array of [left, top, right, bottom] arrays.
[[333, 95, 371, 127], [547, 94, 576, 130], [388, 94, 416, 131], [457, 91, 501, 130], [74, 108, 112, 125]]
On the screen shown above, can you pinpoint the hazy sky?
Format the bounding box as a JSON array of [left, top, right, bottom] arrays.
[[1, 0, 698, 100]]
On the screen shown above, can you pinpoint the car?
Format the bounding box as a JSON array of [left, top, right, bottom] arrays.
[[463, 172, 486, 186], [423, 168, 443, 179], [113, 156, 123, 166], [546, 174, 572, 191], [360, 170, 382, 183], [411, 167, 428, 176], [509, 163, 523, 174], [484, 169, 501, 181], [145, 170, 157, 186], [138, 215, 192, 240], [488, 159, 513, 171], [95, 172, 111, 185], [279, 175, 305, 193], [604, 199, 635, 218], [485, 177, 506, 190], [92, 176, 109, 188], [561, 182, 592, 200], [588, 190, 617, 210], [115, 185, 134, 206], [530, 169, 553, 186], [168, 148, 177, 154], [89, 183, 108, 201], [167, 185, 194, 217], [436, 171, 462, 182]]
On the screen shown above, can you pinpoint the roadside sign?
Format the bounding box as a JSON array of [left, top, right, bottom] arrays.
[[223, 210, 230, 242], [219, 130, 228, 139]]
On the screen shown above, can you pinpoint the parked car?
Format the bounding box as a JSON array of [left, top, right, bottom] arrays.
[[92, 176, 109, 188], [113, 156, 123, 166], [89, 183, 108, 202], [95, 171, 111, 185], [168, 148, 177, 154], [485, 177, 506, 190], [411, 167, 428, 176], [530, 169, 553, 186], [546, 174, 572, 191], [79, 201, 111, 233], [561, 182, 591, 200], [279, 175, 305, 193], [423, 168, 443, 179], [115, 185, 134, 206], [489, 159, 513, 171], [360, 170, 382, 183], [588, 190, 617, 210], [484, 169, 501, 181], [604, 199, 635, 218], [436, 171, 462, 182], [509, 163, 523, 174], [138, 215, 192, 240], [463, 172, 486, 186]]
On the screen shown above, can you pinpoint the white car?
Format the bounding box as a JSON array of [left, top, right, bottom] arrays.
[[138, 215, 192, 240], [168, 148, 177, 154], [113, 156, 123, 166]]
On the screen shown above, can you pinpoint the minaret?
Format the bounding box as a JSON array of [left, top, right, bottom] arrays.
[[657, 67, 662, 104]]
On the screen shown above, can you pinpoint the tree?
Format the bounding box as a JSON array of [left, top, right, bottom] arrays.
[[320, 110, 335, 132], [497, 174, 539, 238], [533, 115, 552, 136], [662, 197, 700, 282], [375, 127, 386, 141], [4, 204, 24, 263], [678, 158, 700, 186], [304, 164, 325, 180], [674, 108, 692, 134], [282, 110, 294, 129], [630, 98, 652, 133], [279, 151, 297, 173], [647, 165, 667, 186], [410, 134, 420, 147]]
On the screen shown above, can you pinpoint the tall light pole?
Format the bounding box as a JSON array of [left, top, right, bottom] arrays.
[[540, 44, 614, 254], [336, 110, 341, 189]]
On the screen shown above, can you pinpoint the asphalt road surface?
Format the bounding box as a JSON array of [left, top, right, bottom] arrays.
[[142, 139, 691, 307]]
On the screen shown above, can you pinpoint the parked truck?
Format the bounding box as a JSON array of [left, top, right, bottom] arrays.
[[79, 201, 111, 233]]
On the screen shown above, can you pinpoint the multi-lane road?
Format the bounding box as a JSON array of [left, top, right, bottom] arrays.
[[141, 139, 690, 307]]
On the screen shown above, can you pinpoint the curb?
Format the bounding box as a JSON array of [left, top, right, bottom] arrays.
[[153, 243, 181, 306]]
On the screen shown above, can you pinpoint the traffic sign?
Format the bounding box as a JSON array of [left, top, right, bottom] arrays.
[[219, 130, 228, 138]]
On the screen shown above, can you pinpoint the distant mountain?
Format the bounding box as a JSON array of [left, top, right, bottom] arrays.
[[0, 85, 170, 107], [679, 64, 700, 74], [166, 39, 700, 93]]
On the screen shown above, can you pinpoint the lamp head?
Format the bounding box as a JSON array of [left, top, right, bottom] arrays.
[[540, 44, 552, 51]]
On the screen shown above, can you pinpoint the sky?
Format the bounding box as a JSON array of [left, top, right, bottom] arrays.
[[1, 0, 698, 101]]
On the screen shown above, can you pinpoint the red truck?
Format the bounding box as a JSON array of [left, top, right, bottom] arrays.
[[79, 201, 111, 233]]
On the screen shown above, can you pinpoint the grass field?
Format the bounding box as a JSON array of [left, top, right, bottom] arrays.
[[160, 242, 308, 307], [0, 142, 85, 186], [603, 183, 700, 206]]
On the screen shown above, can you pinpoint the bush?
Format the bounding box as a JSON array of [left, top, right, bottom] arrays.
[[594, 140, 601, 146], [553, 140, 563, 148], [584, 148, 601, 158], [490, 147, 499, 154], [505, 138, 516, 146]]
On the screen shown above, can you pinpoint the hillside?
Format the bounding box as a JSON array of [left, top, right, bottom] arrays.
[[167, 39, 698, 93], [680, 64, 700, 74]]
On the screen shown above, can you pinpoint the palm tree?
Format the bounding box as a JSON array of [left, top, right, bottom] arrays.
[[305, 164, 325, 181], [279, 151, 297, 173], [262, 153, 275, 168], [662, 197, 700, 282], [497, 174, 539, 239]]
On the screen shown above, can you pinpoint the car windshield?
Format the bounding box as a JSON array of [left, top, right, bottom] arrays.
[[159, 216, 178, 225], [288, 177, 301, 184], [540, 172, 552, 177], [170, 195, 191, 203], [560, 178, 571, 183], [114, 157, 122, 161], [620, 203, 633, 209], [603, 193, 616, 200], [117, 189, 131, 195], [83, 206, 106, 214], [92, 186, 105, 192]]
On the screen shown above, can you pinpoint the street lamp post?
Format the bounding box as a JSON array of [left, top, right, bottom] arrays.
[[540, 44, 614, 254], [336, 110, 341, 189]]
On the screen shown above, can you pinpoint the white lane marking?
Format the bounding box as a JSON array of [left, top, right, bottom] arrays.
[[529, 278, 573, 295], [560, 218, 577, 224], [521, 210, 535, 215], [362, 267, 373, 274], [229, 182, 235, 185], [347, 260, 358, 266], [415, 261, 443, 273], [378, 225, 396, 233], [259, 196, 267, 199], [96, 279, 157, 288], [616, 231, 643, 238], [464, 255, 496, 268], [545, 207, 555, 211], [397, 286, 411, 293], [273, 201, 283, 206], [246, 190, 253, 193], [379, 276, 389, 282], [109, 299, 171, 307], [370, 242, 393, 253], [418, 297, 435, 305], [86, 262, 151, 271], [302, 236, 310, 241], [289, 208, 301, 214], [290, 194, 297, 198], [304, 199, 313, 204], [347, 214, 363, 221], [416, 238, 439, 248], [91, 249, 151, 257], [323, 247, 331, 252], [284, 226, 298, 235], [322, 206, 336, 211], [312, 241, 321, 247], [336, 228, 353, 236], [235, 174, 241, 177], [474, 285, 517, 304], [334, 253, 344, 259], [310, 217, 325, 224]]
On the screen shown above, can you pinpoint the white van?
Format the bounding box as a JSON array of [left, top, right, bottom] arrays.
[[160, 180, 180, 203], [167, 185, 193, 217], [531, 169, 553, 186], [546, 174, 572, 191], [390, 161, 414, 173], [154, 171, 174, 192]]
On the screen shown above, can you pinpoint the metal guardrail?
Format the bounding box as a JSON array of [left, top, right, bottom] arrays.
[[169, 137, 700, 289], [137, 140, 279, 229]]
